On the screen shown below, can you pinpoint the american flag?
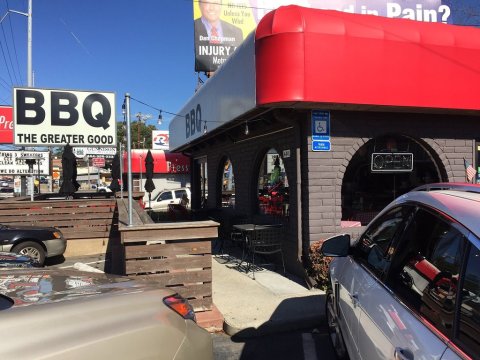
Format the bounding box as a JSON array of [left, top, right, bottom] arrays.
[[464, 158, 477, 183]]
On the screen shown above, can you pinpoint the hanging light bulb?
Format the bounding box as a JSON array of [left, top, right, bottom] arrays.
[[203, 121, 208, 134], [244, 121, 249, 135], [157, 111, 163, 125]]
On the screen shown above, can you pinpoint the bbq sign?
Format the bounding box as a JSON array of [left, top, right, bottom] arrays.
[[13, 87, 116, 147]]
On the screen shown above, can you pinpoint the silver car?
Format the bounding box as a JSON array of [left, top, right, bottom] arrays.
[[322, 183, 480, 360], [0, 268, 213, 359]]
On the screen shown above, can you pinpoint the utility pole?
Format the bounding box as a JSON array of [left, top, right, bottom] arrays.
[[2, 0, 33, 198], [135, 112, 152, 149]]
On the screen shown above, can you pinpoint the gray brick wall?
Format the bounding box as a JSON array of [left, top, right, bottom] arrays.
[[305, 110, 478, 242]]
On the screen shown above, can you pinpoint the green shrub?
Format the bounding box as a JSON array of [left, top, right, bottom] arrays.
[[306, 241, 332, 291]]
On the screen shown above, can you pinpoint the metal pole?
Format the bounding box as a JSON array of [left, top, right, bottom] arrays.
[[27, 0, 32, 86], [125, 93, 133, 226], [30, 165, 34, 201], [139, 154, 143, 189], [119, 142, 123, 199]]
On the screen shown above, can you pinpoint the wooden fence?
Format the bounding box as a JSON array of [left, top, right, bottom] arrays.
[[118, 199, 219, 312], [0, 196, 118, 240]]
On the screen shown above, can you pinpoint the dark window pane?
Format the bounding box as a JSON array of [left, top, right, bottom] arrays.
[[355, 206, 412, 277], [159, 192, 173, 201], [392, 209, 465, 339], [457, 246, 480, 358], [175, 190, 186, 199]]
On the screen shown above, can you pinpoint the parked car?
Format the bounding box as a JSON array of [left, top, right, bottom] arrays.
[[0, 224, 66, 266], [321, 183, 480, 360], [0, 268, 213, 359], [146, 188, 191, 212], [0, 187, 14, 198]]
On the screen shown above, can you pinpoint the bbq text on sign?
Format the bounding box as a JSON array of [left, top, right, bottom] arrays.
[[14, 87, 116, 147]]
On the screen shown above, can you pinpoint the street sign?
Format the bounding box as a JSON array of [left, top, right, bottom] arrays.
[[91, 157, 106, 168], [312, 110, 330, 141], [312, 140, 331, 152]]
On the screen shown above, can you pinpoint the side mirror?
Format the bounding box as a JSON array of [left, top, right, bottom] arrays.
[[321, 234, 351, 257]]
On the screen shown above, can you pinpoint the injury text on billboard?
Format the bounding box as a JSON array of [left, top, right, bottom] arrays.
[[0, 151, 50, 175], [14, 88, 116, 147]]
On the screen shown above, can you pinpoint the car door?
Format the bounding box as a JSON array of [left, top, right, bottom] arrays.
[[337, 206, 414, 360], [357, 206, 467, 360], [441, 241, 480, 360], [332, 206, 412, 359], [154, 191, 174, 211]]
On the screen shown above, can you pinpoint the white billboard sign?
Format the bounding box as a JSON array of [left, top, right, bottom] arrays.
[[14, 87, 116, 147], [0, 150, 50, 176]]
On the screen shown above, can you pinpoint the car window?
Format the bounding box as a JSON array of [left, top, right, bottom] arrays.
[[158, 192, 173, 201], [457, 244, 480, 357], [389, 208, 467, 339], [175, 190, 186, 199], [354, 206, 413, 277]]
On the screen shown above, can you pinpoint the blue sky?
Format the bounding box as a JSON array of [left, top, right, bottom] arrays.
[[0, 0, 196, 131]]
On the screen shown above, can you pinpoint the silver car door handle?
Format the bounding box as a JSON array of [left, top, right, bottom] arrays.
[[394, 347, 413, 360]]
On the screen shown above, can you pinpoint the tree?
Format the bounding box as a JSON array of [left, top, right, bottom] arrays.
[[116, 120, 155, 149]]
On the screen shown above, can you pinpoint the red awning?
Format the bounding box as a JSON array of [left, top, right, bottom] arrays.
[[255, 6, 480, 111], [123, 150, 189, 174]]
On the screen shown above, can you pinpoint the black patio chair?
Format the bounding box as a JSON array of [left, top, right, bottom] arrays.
[[246, 225, 285, 280]]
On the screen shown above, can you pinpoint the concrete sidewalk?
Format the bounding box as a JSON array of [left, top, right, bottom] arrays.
[[210, 254, 326, 337]]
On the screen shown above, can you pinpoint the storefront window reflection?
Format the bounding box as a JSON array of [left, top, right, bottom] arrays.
[[221, 158, 235, 208], [257, 150, 289, 217]]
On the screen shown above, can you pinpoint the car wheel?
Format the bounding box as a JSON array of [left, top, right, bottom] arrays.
[[326, 291, 349, 360], [12, 241, 46, 266]]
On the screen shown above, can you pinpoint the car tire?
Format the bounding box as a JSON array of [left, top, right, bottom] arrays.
[[12, 241, 46, 266], [326, 291, 349, 360]]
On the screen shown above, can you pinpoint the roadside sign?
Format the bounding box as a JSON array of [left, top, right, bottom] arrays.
[[73, 146, 116, 159], [91, 157, 106, 168], [0, 150, 50, 175], [0, 106, 13, 144], [13, 87, 116, 147], [312, 140, 331, 152]]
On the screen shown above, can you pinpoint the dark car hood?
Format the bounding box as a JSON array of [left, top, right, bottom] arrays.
[[0, 269, 169, 307]]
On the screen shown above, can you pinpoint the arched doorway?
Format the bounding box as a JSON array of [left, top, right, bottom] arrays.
[[257, 149, 289, 218], [341, 135, 445, 225]]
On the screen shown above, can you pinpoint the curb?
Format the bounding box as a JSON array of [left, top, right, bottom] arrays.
[[223, 313, 325, 338]]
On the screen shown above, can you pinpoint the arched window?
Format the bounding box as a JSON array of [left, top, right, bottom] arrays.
[[341, 135, 443, 226], [221, 158, 235, 208], [257, 149, 289, 217]]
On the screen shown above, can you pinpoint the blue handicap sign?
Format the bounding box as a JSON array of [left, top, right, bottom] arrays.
[[312, 140, 331, 152]]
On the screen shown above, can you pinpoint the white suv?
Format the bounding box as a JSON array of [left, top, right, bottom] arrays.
[[321, 183, 480, 360], [146, 188, 191, 213]]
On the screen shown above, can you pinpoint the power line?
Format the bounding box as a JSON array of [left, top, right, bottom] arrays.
[[5, 0, 23, 85]]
